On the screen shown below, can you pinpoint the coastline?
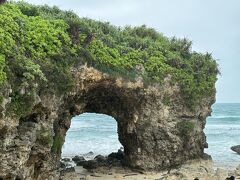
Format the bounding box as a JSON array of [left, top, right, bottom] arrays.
[[60, 158, 240, 180]]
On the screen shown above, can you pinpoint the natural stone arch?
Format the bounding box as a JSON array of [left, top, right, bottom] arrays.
[[54, 77, 143, 170], [52, 67, 212, 171], [0, 66, 214, 179]]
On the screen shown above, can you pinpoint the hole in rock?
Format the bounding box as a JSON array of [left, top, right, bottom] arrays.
[[61, 113, 123, 161]]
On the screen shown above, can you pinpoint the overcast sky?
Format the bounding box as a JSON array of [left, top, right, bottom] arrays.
[[22, 0, 240, 103]]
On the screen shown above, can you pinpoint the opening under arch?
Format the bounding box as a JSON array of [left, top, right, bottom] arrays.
[[55, 82, 141, 170], [61, 113, 123, 160]]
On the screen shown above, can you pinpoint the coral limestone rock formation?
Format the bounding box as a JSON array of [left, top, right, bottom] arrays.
[[0, 2, 218, 179], [0, 66, 215, 179]]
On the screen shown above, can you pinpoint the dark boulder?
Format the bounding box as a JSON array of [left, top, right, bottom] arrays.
[[72, 155, 87, 166], [226, 176, 235, 180], [231, 145, 240, 154], [72, 155, 86, 164], [108, 149, 124, 161], [82, 160, 98, 169], [94, 155, 107, 163], [61, 158, 71, 162], [76, 161, 86, 166], [60, 162, 66, 169], [107, 149, 124, 167], [80, 152, 124, 170]]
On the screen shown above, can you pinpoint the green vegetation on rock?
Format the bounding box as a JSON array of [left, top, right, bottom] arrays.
[[51, 132, 64, 154], [37, 126, 53, 146], [6, 91, 35, 117], [0, 2, 218, 115], [162, 95, 171, 106], [176, 121, 195, 136]]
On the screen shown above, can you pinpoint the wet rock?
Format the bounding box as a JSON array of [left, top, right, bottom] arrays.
[[94, 155, 107, 164], [62, 158, 71, 162], [72, 156, 85, 165], [108, 149, 124, 161], [60, 162, 66, 169], [107, 150, 124, 167], [79, 151, 125, 170], [76, 160, 87, 166], [231, 145, 240, 154], [82, 160, 98, 170]]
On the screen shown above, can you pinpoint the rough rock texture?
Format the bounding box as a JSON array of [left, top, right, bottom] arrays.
[[59, 167, 76, 180], [0, 66, 215, 179]]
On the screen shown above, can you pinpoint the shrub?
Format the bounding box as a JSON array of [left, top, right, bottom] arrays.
[[6, 92, 35, 117], [0, 2, 218, 114]]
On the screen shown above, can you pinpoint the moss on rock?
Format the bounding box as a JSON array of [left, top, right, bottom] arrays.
[[51, 133, 64, 154], [176, 121, 195, 137]]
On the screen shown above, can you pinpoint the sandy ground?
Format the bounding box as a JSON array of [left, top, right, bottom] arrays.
[[75, 166, 167, 180], [61, 159, 240, 180]]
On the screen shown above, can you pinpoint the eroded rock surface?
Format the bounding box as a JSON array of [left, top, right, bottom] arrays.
[[0, 66, 215, 179]]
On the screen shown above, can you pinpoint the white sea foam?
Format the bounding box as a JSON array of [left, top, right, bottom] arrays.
[[209, 115, 240, 119], [61, 113, 122, 158], [205, 103, 240, 168], [62, 105, 240, 168]]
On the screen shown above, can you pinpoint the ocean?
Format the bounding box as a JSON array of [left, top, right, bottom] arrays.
[[62, 103, 240, 168], [61, 113, 122, 159], [204, 103, 240, 168]]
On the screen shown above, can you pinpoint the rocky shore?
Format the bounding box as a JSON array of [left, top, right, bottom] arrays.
[[0, 2, 219, 179], [60, 160, 240, 180], [59, 150, 240, 180], [0, 64, 217, 179], [60, 149, 125, 171]]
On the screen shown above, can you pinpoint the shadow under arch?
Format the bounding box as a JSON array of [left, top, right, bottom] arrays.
[[53, 82, 142, 168]]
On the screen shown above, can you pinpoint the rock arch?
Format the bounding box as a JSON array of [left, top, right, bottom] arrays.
[[56, 79, 141, 165], [0, 66, 214, 179]]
